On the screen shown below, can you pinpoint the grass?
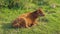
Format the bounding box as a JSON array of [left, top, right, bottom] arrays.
[[0, 0, 60, 34]]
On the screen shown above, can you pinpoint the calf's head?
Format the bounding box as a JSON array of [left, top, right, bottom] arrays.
[[36, 8, 45, 16]]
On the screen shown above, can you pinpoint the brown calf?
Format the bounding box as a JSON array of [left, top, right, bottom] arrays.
[[12, 8, 45, 28]]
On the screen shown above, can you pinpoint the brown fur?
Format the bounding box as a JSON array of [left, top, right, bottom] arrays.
[[12, 8, 45, 28]]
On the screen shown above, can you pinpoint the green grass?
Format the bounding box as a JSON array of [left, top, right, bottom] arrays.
[[0, 0, 60, 34]]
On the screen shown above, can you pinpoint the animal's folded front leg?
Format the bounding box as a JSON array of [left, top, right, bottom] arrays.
[[25, 24, 29, 28], [32, 20, 39, 26]]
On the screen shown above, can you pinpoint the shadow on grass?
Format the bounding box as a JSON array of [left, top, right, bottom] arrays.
[[1, 22, 27, 30], [1, 23, 17, 30]]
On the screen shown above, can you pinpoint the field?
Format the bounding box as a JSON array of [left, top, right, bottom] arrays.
[[0, 0, 60, 34]]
